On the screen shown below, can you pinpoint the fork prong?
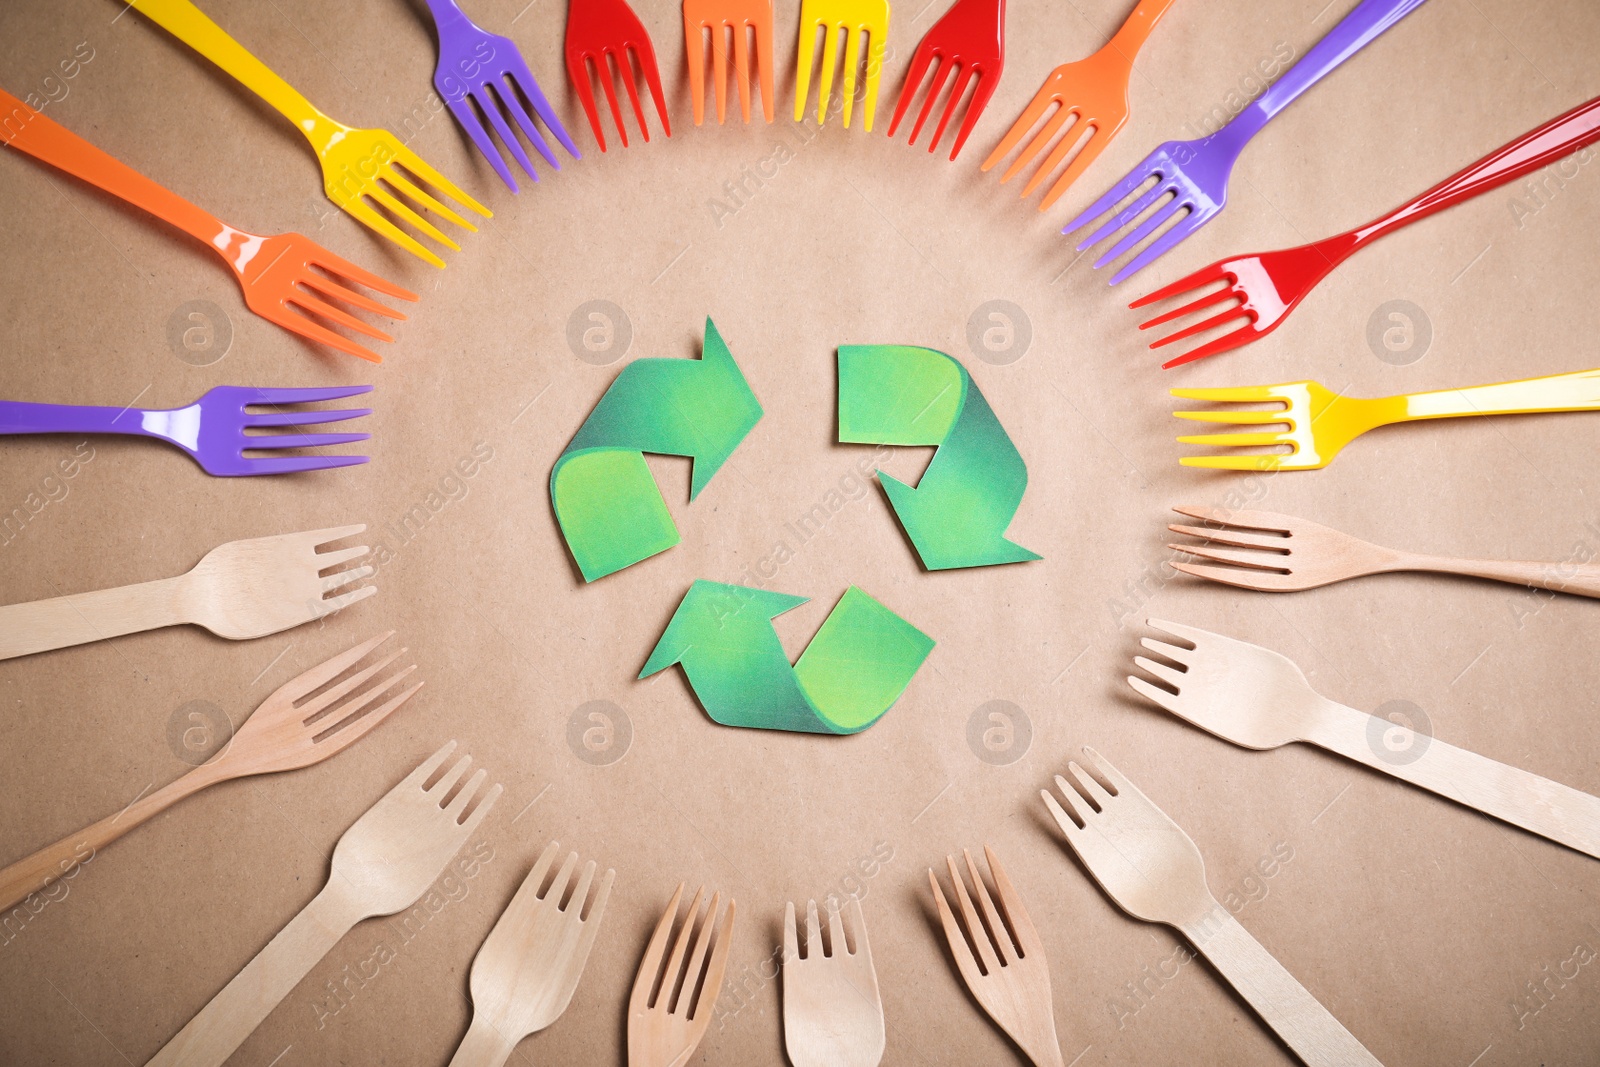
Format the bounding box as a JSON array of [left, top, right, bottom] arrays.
[[946, 854, 999, 974], [1004, 103, 1077, 186], [448, 92, 518, 190], [633, 884, 685, 1012], [323, 564, 375, 593], [269, 632, 395, 704], [403, 739, 459, 789], [1080, 747, 1135, 798], [1128, 674, 1181, 711], [475, 84, 540, 182], [1153, 306, 1252, 355], [430, 754, 475, 798], [596, 54, 631, 148], [287, 293, 394, 343], [805, 898, 823, 958], [549, 849, 581, 903], [686, 20, 709, 126], [680, 891, 723, 1017], [300, 649, 409, 720], [298, 271, 409, 321], [248, 408, 370, 428], [1146, 618, 1213, 646], [949, 71, 996, 161], [662, 887, 707, 1010], [1132, 654, 1185, 689], [567, 858, 597, 916], [695, 895, 735, 1019], [584, 866, 615, 928], [1176, 431, 1286, 449], [783, 899, 799, 962], [303, 523, 367, 548], [459, 781, 502, 836], [344, 197, 446, 268], [732, 20, 755, 123], [1110, 210, 1206, 285], [1172, 385, 1284, 403], [962, 849, 1014, 963], [248, 432, 371, 452], [504, 57, 576, 158], [242, 454, 369, 475], [306, 252, 418, 305], [616, 48, 651, 142], [389, 144, 491, 220], [1171, 560, 1300, 591], [710, 24, 730, 123], [1140, 284, 1236, 331], [982, 80, 1054, 175], [1064, 759, 1113, 807], [369, 183, 460, 249], [445, 768, 490, 820], [1094, 194, 1184, 270], [1132, 262, 1227, 310], [929, 66, 978, 154], [1172, 505, 1292, 533], [1034, 123, 1109, 209], [908, 56, 956, 147], [313, 676, 422, 750], [1041, 784, 1083, 835], [888, 39, 936, 138], [1168, 523, 1286, 551], [982, 846, 1040, 958], [246, 385, 374, 406], [844, 896, 870, 959], [1172, 409, 1284, 426], [816, 23, 843, 124], [385, 159, 475, 230], [528, 840, 562, 895], [1139, 636, 1190, 661], [1181, 453, 1289, 471], [928, 867, 983, 981], [497, 78, 562, 170], [322, 584, 378, 614], [1080, 179, 1170, 251], [1063, 158, 1158, 236], [1161, 325, 1262, 370], [825, 897, 846, 955]]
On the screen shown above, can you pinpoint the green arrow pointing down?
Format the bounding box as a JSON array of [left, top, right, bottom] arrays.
[[551, 319, 762, 582], [838, 345, 1041, 570], [640, 580, 935, 735]]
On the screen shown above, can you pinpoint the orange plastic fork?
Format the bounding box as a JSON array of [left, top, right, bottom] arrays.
[[0, 89, 414, 363], [982, 0, 1174, 210]]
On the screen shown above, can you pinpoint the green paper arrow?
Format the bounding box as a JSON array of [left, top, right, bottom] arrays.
[[837, 345, 1041, 570], [551, 319, 762, 582], [640, 580, 935, 735]]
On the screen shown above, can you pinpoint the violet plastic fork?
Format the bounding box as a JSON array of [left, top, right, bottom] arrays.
[[424, 0, 579, 192], [0, 386, 371, 476], [1063, 0, 1430, 284]]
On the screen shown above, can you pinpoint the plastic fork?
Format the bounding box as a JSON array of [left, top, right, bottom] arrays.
[[1166, 504, 1600, 596], [981, 0, 1174, 209], [795, 0, 891, 131], [627, 883, 735, 1067], [127, 0, 490, 268], [0, 385, 372, 476], [684, 0, 775, 125], [148, 740, 500, 1067], [1134, 96, 1600, 366], [928, 847, 1063, 1067], [887, 0, 1005, 161], [782, 896, 885, 1067], [1172, 367, 1600, 471], [423, 0, 579, 192], [450, 841, 614, 1067], [0, 633, 419, 915], [565, 0, 671, 151], [1128, 619, 1600, 861], [0, 88, 414, 363], [1063, 0, 1430, 284], [1042, 749, 1384, 1067]]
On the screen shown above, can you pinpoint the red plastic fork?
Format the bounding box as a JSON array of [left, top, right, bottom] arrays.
[[565, 0, 671, 151], [1134, 95, 1600, 368], [887, 0, 1005, 160]]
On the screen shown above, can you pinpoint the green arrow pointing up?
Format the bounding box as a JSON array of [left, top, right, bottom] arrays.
[[838, 345, 1041, 571], [551, 319, 762, 582], [640, 580, 935, 735]]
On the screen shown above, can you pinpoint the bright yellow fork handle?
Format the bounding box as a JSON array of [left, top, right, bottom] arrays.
[[128, 0, 348, 153], [1381, 367, 1600, 423]]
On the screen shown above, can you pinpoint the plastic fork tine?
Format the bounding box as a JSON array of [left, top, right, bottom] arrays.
[[1138, 283, 1237, 330], [1172, 385, 1284, 404], [565, 0, 669, 150], [1077, 178, 1169, 250], [1176, 431, 1286, 449], [248, 430, 372, 452], [1065, 162, 1155, 239], [243, 453, 369, 475], [308, 252, 418, 305], [1109, 210, 1204, 285], [297, 273, 409, 322], [245, 409, 369, 431], [1093, 192, 1183, 267], [1150, 304, 1249, 348], [1160, 327, 1261, 370], [1130, 262, 1227, 310], [345, 197, 446, 268], [287, 296, 395, 344], [1182, 453, 1285, 471], [247, 385, 375, 406], [893, 0, 1005, 155], [369, 183, 460, 250]]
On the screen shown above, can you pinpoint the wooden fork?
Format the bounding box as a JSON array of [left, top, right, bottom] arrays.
[[783, 896, 884, 1067], [1042, 748, 1383, 1067], [1168, 505, 1600, 596], [449, 841, 615, 1067], [1130, 619, 1600, 861], [628, 883, 736, 1067], [929, 847, 1062, 1067], [0, 632, 418, 914], [148, 741, 500, 1067], [0, 525, 373, 661]]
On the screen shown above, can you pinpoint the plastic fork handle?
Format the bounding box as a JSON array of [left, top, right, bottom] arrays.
[[0, 576, 192, 660], [1104, 0, 1177, 57], [0, 400, 162, 439], [423, 0, 472, 30], [147, 882, 367, 1067], [1349, 95, 1600, 247], [1308, 703, 1600, 860], [1379, 367, 1600, 423], [0, 88, 233, 250], [1226, 0, 1428, 144], [127, 0, 345, 152], [1178, 904, 1384, 1067]]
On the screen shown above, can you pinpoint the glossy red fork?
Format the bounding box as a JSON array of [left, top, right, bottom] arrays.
[[887, 0, 1006, 161], [1133, 94, 1600, 368], [564, 0, 671, 151]]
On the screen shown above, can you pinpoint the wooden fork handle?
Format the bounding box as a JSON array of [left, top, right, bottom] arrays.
[[1396, 554, 1600, 598], [0, 576, 190, 660], [447, 1012, 519, 1067], [1179, 905, 1383, 1067], [0, 767, 212, 913], [148, 883, 364, 1067], [1312, 705, 1600, 860]]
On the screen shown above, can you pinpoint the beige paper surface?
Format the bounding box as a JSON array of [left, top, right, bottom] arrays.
[[2, 0, 1598, 1063]]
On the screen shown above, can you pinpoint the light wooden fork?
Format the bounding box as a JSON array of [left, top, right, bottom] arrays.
[[783, 896, 884, 1067], [1042, 748, 1383, 1067], [0, 632, 418, 914], [628, 883, 736, 1067], [1167, 505, 1600, 596], [148, 740, 501, 1067], [929, 847, 1062, 1067], [1130, 619, 1600, 861], [0, 524, 373, 661], [449, 840, 615, 1067]]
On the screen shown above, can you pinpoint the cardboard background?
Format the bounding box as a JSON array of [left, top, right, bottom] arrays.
[[2, 0, 1598, 1063]]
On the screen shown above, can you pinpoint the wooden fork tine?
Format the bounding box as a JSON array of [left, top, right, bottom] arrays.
[[1168, 523, 1285, 551], [824, 898, 846, 955], [946, 855, 1000, 973], [273, 632, 395, 703], [321, 563, 375, 592], [1139, 635, 1190, 662], [982, 846, 1042, 957], [444, 768, 490, 819], [634, 884, 685, 1012], [928, 868, 983, 982], [1041, 783, 1083, 835], [567, 858, 597, 915], [962, 849, 1014, 962], [430, 753, 475, 799], [314, 544, 370, 571], [313, 675, 422, 751], [845, 896, 870, 958], [1171, 560, 1298, 591], [697, 895, 736, 1016], [456, 781, 502, 837], [805, 899, 823, 958], [680, 891, 723, 1014], [322, 585, 378, 614], [549, 850, 581, 902], [663, 887, 708, 1008], [1171, 542, 1288, 571], [1172, 504, 1292, 530], [527, 841, 562, 894], [1081, 747, 1134, 798], [300, 649, 410, 719], [1132, 654, 1185, 689], [307, 524, 369, 549], [783, 901, 799, 963], [582, 867, 615, 930]]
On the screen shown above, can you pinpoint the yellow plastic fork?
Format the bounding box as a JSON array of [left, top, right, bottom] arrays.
[[1173, 367, 1600, 471], [127, 0, 490, 268]]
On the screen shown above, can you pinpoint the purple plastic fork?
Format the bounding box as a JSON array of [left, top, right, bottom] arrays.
[[424, 0, 579, 191], [1063, 0, 1430, 284], [0, 386, 372, 476]]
